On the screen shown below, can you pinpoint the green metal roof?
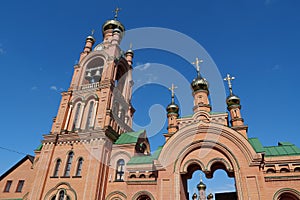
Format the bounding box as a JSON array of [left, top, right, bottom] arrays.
[[0, 199, 23, 200], [127, 146, 163, 165], [249, 138, 300, 157], [180, 112, 227, 119], [35, 143, 43, 151], [114, 130, 145, 145]]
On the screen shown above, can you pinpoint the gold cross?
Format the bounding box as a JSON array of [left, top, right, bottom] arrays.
[[114, 7, 121, 20], [191, 57, 203, 77], [168, 83, 177, 103], [224, 74, 235, 95]]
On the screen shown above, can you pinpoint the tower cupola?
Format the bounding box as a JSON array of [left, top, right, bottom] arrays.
[[224, 73, 248, 138], [166, 83, 179, 115], [102, 8, 125, 41], [164, 84, 179, 141], [125, 43, 134, 66], [197, 181, 207, 190], [192, 193, 198, 200], [191, 58, 211, 113], [207, 193, 214, 200], [224, 74, 240, 107], [79, 30, 96, 62]]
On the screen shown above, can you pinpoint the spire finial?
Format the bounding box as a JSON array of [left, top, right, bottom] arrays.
[[191, 57, 203, 77], [224, 74, 235, 96], [129, 42, 133, 50], [113, 7, 121, 20], [91, 29, 95, 36], [169, 83, 177, 104], [200, 173, 203, 182]]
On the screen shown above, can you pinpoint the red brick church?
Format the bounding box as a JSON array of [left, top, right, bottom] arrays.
[[1, 12, 300, 200]]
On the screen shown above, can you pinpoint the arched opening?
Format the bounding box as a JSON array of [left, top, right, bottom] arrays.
[[185, 165, 236, 200], [278, 193, 299, 200], [266, 168, 276, 173], [136, 195, 151, 200], [53, 159, 61, 177], [84, 57, 104, 84], [139, 174, 146, 178], [64, 151, 74, 177], [295, 167, 300, 172], [115, 159, 125, 181], [280, 168, 290, 173]]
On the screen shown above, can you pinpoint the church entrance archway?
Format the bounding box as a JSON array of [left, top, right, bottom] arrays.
[[184, 162, 236, 200]]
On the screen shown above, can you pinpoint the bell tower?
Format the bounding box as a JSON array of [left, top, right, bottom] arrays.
[[30, 9, 135, 200], [50, 8, 134, 138]]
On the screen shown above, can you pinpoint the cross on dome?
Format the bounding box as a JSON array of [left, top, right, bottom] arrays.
[[113, 7, 121, 20], [168, 83, 177, 104], [224, 74, 235, 95], [191, 57, 203, 77], [91, 29, 95, 36]]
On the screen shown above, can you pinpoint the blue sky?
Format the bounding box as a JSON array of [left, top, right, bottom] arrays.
[[1, 0, 300, 196]]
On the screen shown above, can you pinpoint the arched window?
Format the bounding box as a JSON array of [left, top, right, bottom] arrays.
[[130, 174, 136, 178], [53, 159, 61, 177], [139, 174, 146, 178], [72, 103, 81, 130], [64, 152, 74, 177], [280, 168, 290, 173], [58, 190, 65, 200], [85, 101, 94, 129], [115, 159, 125, 181], [84, 58, 104, 84], [75, 157, 83, 176], [294, 167, 300, 172], [266, 168, 276, 173], [137, 195, 151, 200]]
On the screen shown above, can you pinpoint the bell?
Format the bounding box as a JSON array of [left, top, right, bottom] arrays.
[[94, 69, 101, 78], [85, 71, 92, 80]]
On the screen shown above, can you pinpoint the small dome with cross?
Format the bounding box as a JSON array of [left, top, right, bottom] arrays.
[[191, 76, 209, 92], [102, 8, 125, 35]]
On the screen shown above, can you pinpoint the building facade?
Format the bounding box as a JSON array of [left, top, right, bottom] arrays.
[[1, 14, 300, 200]]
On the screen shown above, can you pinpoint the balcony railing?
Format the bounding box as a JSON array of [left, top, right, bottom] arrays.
[[81, 82, 99, 90]]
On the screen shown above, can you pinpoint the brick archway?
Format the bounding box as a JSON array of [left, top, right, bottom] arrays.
[[273, 188, 300, 200]]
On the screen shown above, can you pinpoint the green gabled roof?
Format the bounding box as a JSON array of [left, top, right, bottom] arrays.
[[115, 130, 145, 145], [249, 138, 300, 157], [127, 146, 163, 165]]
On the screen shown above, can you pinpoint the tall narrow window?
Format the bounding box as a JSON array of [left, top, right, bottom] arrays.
[[64, 151, 74, 177], [72, 103, 81, 130], [75, 157, 83, 176], [3, 180, 12, 192], [115, 159, 125, 181], [85, 101, 94, 129], [53, 159, 61, 177], [15, 180, 25, 192], [58, 190, 65, 200]]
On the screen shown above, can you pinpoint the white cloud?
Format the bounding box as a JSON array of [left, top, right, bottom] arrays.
[[31, 86, 38, 90], [50, 86, 58, 91], [136, 62, 151, 71], [0, 48, 5, 55]]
